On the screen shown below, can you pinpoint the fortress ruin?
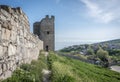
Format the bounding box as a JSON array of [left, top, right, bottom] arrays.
[[0, 5, 54, 79], [33, 15, 55, 51]]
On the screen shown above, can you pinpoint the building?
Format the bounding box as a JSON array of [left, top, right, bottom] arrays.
[[33, 15, 55, 51]]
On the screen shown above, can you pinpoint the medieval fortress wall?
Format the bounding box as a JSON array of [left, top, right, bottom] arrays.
[[0, 5, 43, 79]]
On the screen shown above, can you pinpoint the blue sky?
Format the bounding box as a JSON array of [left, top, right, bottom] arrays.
[[0, 0, 120, 50]]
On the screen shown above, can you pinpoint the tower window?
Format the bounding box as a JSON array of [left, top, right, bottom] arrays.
[[47, 31, 50, 35]]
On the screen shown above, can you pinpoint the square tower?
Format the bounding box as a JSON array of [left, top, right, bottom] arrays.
[[33, 15, 55, 51]]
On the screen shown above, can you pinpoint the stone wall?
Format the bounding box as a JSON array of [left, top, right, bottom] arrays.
[[0, 5, 43, 79]]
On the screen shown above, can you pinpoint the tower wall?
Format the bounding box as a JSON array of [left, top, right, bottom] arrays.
[[33, 15, 55, 51]]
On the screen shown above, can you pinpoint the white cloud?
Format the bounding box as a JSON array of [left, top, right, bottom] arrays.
[[80, 0, 120, 23], [55, 0, 61, 4]]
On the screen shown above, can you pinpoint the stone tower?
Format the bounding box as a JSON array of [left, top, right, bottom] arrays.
[[33, 15, 55, 51]]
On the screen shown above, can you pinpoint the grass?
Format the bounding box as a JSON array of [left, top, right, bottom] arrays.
[[49, 52, 120, 82], [1, 51, 120, 82], [2, 51, 48, 82]]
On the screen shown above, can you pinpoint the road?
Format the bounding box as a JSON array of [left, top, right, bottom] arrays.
[[110, 66, 120, 73]]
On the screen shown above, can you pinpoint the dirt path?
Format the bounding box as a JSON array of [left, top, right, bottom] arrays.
[[110, 66, 120, 73], [42, 69, 51, 82], [42, 52, 51, 82]]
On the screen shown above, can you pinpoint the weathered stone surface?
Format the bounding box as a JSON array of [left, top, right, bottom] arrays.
[[5, 29, 11, 40], [0, 31, 1, 42], [8, 44, 16, 56], [10, 30, 17, 42], [0, 45, 3, 56], [2, 63, 7, 72], [0, 64, 3, 75], [0, 68, 2, 75], [2, 40, 9, 46], [0, 24, 1, 31], [2, 22, 8, 28], [1, 15, 7, 21], [3, 46, 7, 56], [1, 28, 11, 40], [4, 70, 12, 79], [0, 5, 43, 79], [1, 5, 11, 13]]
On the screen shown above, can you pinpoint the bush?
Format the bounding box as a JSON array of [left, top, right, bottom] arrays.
[[96, 47, 110, 67], [2, 69, 35, 82], [2, 51, 48, 82], [96, 48, 109, 62], [86, 45, 95, 55], [20, 64, 32, 71]]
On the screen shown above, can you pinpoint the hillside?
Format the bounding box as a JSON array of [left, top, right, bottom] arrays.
[[59, 39, 120, 67], [94, 39, 120, 50], [50, 52, 120, 82], [2, 52, 120, 82], [98, 39, 120, 44], [60, 39, 120, 52]]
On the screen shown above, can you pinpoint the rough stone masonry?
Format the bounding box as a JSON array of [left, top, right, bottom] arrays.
[[33, 15, 55, 51], [0, 5, 43, 79]]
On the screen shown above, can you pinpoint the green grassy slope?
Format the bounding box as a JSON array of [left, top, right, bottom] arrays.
[[1, 51, 120, 82], [49, 52, 120, 82]]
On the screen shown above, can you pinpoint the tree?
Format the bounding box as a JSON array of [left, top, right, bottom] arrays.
[[86, 45, 95, 55], [96, 47, 109, 67]]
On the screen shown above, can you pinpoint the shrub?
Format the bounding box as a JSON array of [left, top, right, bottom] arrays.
[[2, 69, 35, 82], [2, 51, 48, 82], [20, 63, 32, 71]]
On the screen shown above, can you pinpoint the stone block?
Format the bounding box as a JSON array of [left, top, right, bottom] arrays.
[[4, 70, 12, 79], [0, 45, 3, 57], [10, 19, 14, 26], [8, 21, 12, 30], [2, 63, 7, 72], [9, 61, 14, 71], [0, 68, 2, 75], [5, 29, 11, 40], [2, 40, 9, 46], [2, 22, 8, 28], [1, 9, 10, 19], [0, 24, 1, 31], [1, 5, 11, 13], [0, 31, 1, 42], [10, 30, 17, 42], [1, 28, 11, 40], [0, 19, 2, 24], [16, 7, 22, 14], [17, 36, 20, 45], [8, 44, 16, 56], [0, 64, 3, 75], [3, 46, 7, 56], [1, 15, 7, 21], [20, 29, 23, 36], [2, 21, 12, 30]]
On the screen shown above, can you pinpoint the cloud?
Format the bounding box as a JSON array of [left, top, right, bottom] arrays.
[[80, 0, 120, 23], [55, 0, 61, 4]]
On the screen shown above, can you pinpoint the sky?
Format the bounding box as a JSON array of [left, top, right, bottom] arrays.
[[0, 0, 120, 50]]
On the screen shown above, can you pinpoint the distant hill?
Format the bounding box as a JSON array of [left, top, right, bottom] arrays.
[[60, 39, 120, 53], [59, 39, 120, 67], [99, 39, 120, 44], [94, 39, 120, 50]]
